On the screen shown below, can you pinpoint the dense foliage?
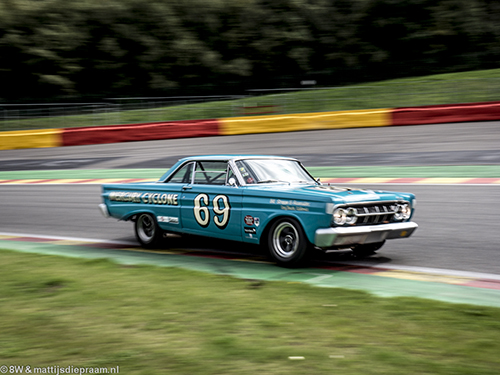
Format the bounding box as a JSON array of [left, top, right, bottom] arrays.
[[1, 0, 500, 101]]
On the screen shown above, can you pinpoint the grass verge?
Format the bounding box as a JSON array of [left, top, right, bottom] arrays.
[[1, 249, 500, 375], [2, 69, 500, 131], [1, 165, 500, 181]]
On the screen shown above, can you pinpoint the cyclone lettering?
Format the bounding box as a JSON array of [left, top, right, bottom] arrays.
[[109, 191, 178, 206]]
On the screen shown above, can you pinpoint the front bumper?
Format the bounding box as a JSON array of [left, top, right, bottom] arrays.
[[314, 222, 418, 248]]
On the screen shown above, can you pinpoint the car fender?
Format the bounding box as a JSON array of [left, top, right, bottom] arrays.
[[116, 208, 157, 222], [257, 211, 322, 246]]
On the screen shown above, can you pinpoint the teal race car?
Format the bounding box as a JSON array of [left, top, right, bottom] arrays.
[[99, 155, 417, 267]]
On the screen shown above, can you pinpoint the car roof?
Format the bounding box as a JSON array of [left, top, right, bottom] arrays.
[[177, 155, 298, 163]]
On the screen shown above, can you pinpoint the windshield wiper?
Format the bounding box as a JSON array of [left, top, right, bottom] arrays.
[[257, 179, 286, 184]]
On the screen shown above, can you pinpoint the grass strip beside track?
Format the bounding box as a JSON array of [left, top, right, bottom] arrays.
[[310, 165, 500, 178], [2, 239, 500, 307], [3, 69, 500, 132], [0, 168, 163, 180], [1, 165, 500, 181], [1, 248, 500, 375]]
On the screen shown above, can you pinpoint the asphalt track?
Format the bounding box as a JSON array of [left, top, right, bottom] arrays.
[[1, 120, 500, 305], [1, 120, 500, 170], [1, 182, 499, 274]]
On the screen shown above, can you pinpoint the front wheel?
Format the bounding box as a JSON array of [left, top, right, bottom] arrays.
[[134, 213, 163, 248], [267, 218, 309, 267]]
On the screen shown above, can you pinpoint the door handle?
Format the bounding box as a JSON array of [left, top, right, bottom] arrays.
[[182, 186, 192, 190]]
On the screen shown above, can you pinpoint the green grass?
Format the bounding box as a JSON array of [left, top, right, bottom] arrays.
[[2, 69, 500, 131], [1, 249, 500, 375], [1, 165, 500, 181], [0, 168, 165, 180], [310, 165, 500, 178]]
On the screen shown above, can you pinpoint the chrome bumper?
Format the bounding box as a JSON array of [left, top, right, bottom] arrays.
[[314, 222, 418, 248], [98, 203, 110, 218]]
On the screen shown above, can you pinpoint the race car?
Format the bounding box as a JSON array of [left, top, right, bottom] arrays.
[[99, 155, 417, 266]]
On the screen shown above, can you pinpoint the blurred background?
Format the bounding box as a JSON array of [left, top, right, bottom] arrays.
[[1, 0, 500, 129], [2, 3, 500, 374], [2, 0, 500, 99]]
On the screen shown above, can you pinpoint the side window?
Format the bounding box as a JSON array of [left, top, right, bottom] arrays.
[[193, 161, 228, 185], [165, 162, 194, 183]]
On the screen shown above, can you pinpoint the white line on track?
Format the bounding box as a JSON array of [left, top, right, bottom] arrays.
[[330, 260, 500, 281], [0, 232, 136, 246], [2, 231, 500, 281]]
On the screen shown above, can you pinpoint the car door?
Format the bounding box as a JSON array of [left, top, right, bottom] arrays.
[[179, 161, 243, 242]]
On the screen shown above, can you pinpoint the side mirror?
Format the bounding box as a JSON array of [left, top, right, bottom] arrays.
[[228, 177, 238, 187]]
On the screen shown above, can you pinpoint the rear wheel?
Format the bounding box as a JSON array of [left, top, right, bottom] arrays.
[[351, 241, 385, 258], [135, 213, 163, 248], [267, 218, 309, 267]]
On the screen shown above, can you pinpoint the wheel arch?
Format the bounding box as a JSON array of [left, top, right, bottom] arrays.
[[259, 214, 311, 247], [122, 208, 157, 222]]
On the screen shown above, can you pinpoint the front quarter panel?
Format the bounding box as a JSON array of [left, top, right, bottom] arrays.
[[240, 187, 332, 245]]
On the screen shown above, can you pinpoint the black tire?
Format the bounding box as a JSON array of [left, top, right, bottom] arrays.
[[134, 213, 163, 248], [267, 218, 309, 267], [351, 241, 385, 258]]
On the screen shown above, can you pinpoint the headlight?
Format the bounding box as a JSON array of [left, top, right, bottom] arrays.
[[393, 203, 411, 221], [333, 208, 347, 225], [345, 207, 358, 225]]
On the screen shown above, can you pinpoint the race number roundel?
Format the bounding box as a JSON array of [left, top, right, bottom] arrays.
[[194, 193, 231, 229]]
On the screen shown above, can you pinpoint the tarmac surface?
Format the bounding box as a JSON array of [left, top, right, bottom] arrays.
[[1, 120, 500, 307]]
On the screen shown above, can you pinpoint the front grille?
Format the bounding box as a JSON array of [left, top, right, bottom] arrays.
[[356, 203, 394, 225], [334, 202, 400, 226]]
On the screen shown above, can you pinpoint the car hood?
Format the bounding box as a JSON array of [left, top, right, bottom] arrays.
[[245, 183, 413, 204]]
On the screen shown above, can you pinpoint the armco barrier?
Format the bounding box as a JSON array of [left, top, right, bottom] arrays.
[[61, 119, 220, 147], [0, 128, 62, 150], [392, 101, 500, 126], [219, 108, 391, 136], [2, 101, 500, 151]]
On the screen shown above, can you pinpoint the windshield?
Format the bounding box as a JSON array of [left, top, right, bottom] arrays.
[[236, 159, 317, 185]]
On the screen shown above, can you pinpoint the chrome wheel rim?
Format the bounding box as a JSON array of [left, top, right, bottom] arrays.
[[137, 214, 155, 243], [272, 222, 299, 259]]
